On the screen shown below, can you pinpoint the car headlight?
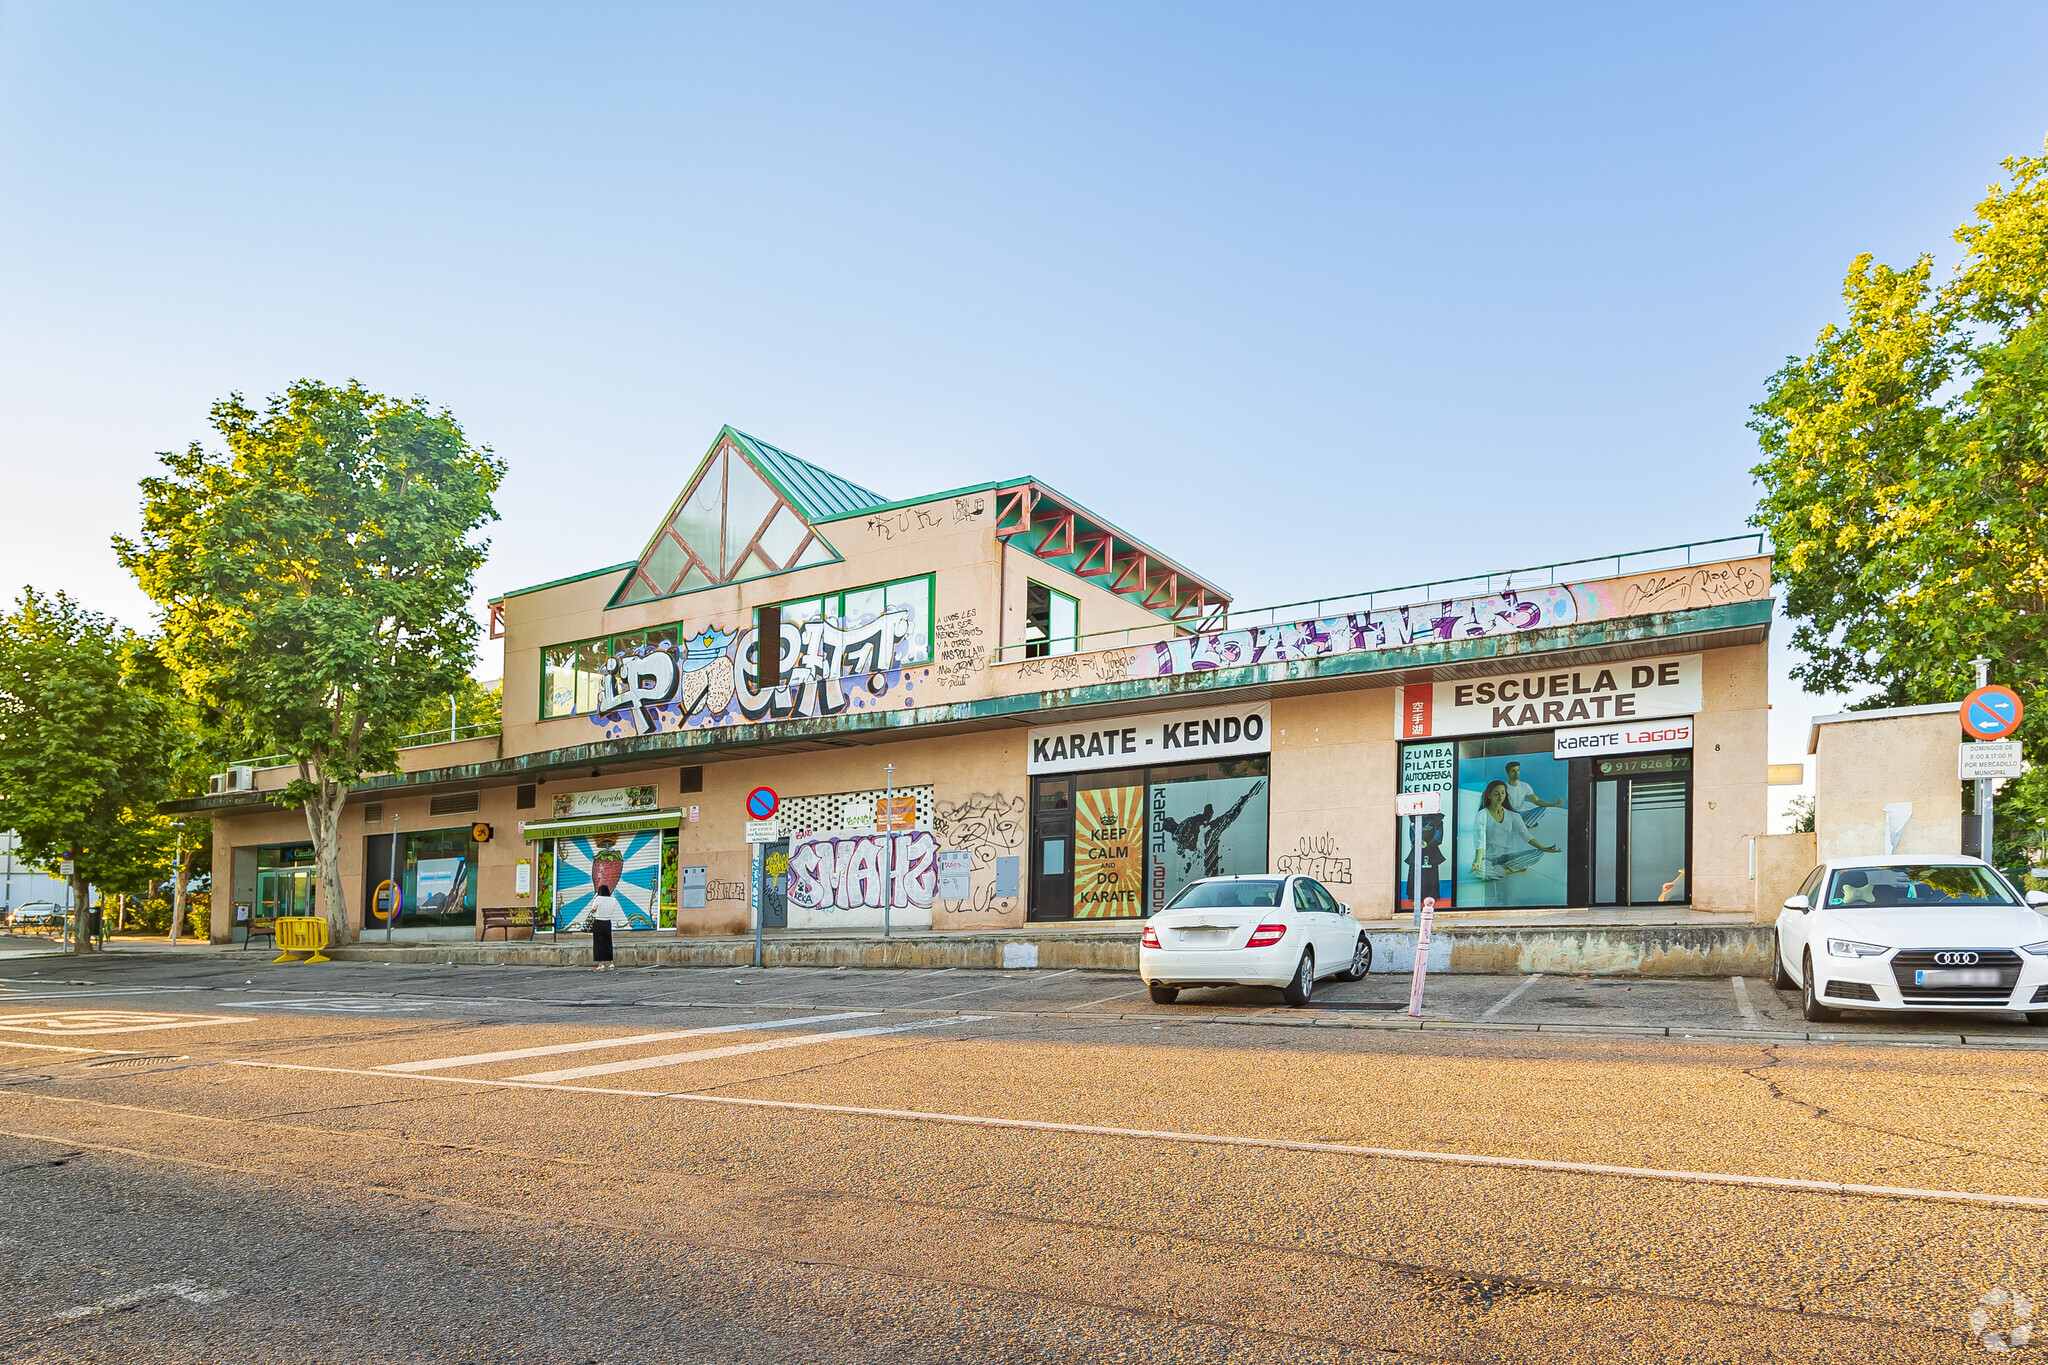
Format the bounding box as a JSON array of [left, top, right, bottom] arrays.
[[2022, 941, 2048, 957], [1827, 938, 1890, 958]]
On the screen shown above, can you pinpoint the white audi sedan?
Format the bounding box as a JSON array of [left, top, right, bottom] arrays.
[[1773, 855, 2048, 1023], [1139, 874, 1372, 1006]]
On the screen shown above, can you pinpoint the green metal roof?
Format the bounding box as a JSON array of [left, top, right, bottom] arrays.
[[728, 428, 888, 520]]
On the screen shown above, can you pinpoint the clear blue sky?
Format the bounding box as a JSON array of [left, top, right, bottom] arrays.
[[3, 3, 2045, 806]]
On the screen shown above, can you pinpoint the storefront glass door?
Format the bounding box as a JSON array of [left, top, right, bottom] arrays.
[[257, 867, 315, 920], [1588, 755, 1692, 905]]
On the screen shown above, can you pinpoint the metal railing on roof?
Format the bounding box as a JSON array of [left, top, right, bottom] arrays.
[[231, 722, 502, 771], [991, 532, 1769, 663]]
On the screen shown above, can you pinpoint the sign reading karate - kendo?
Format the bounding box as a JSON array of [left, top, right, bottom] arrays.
[[1026, 702, 1271, 775]]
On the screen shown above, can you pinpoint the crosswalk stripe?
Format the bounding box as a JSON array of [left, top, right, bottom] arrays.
[[513, 1016, 973, 1083], [378, 1013, 876, 1073]]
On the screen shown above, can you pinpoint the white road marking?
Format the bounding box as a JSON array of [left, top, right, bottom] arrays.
[[905, 978, 1025, 1007], [1479, 974, 1544, 1021], [1731, 976, 1761, 1029], [226, 1056, 2048, 1213], [0, 987, 206, 1000], [514, 1016, 979, 1082], [235, 996, 490, 1014], [1070, 986, 1149, 1010], [380, 1013, 877, 1072], [0, 1011, 254, 1036], [0, 1039, 137, 1054], [1011, 969, 1079, 988], [53, 1278, 230, 1321]]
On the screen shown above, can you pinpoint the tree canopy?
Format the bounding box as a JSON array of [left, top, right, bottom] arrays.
[[0, 590, 177, 950], [1751, 141, 2048, 865], [117, 380, 504, 941]]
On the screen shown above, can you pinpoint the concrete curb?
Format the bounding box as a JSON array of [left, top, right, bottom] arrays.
[[318, 921, 1775, 978]]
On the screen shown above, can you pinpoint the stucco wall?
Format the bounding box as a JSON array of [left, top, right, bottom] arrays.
[[1752, 831, 1816, 925], [1271, 689, 1397, 919], [1692, 644, 1770, 912], [1813, 712, 1962, 861]]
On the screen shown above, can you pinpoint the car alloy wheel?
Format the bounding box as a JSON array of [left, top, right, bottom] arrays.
[[1340, 934, 1372, 982], [1283, 949, 1315, 1006]]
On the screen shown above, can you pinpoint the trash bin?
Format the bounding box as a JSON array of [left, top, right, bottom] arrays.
[[591, 915, 614, 968]]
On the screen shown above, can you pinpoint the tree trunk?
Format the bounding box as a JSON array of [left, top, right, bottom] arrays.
[[302, 767, 354, 946], [171, 851, 187, 942], [69, 870, 94, 953]]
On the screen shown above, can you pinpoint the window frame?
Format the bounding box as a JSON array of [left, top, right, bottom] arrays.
[[1025, 579, 1080, 658]]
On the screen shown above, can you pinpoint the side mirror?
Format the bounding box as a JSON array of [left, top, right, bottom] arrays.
[[1339, 904, 1352, 917], [1782, 894, 1810, 913], [2027, 891, 2048, 909]]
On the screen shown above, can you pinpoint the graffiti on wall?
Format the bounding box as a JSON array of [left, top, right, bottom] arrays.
[[1276, 831, 1353, 885], [934, 608, 986, 688], [786, 828, 939, 912], [1088, 557, 1773, 686], [932, 793, 1026, 871], [591, 607, 928, 738]]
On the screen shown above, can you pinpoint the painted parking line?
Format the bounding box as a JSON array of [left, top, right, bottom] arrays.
[[904, 979, 1027, 1008], [1480, 974, 1544, 1021], [53, 1278, 231, 1322], [1067, 986, 1150, 1010], [380, 1013, 878, 1072], [514, 1016, 980, 1083], [0, 1011, 255, 1036], [1731, 976, 1762, 1029], [226, 1054, 2048, 1214], [235, 996, 493, 1015]]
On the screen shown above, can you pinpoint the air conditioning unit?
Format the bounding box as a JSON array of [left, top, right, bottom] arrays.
[[207, 773, 224, 795], [210, 767, 257, 795]]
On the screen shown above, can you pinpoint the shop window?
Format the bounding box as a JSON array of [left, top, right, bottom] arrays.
[[1147, 759, 1268, 912], [1025, 581, 1078, 658], [1454, 734, 1569, 909], [1397, 741, 1456, 911]]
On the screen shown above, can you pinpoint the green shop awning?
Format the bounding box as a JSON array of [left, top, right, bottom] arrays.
[[520, 810, 683, 841]]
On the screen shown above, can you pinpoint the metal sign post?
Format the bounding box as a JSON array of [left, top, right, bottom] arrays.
[[388, 813, 400, 943], [1961, 659, 2025, 866], [751, 841, 765, 969], [1393, 791, 1442, 1017]]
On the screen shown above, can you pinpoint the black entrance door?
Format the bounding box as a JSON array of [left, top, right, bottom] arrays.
[[1030, 777, 1074, 920]]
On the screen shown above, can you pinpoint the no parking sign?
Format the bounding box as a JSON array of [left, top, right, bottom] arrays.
[[1961, 685, 2024, 740], [745, 787, 779, 820]]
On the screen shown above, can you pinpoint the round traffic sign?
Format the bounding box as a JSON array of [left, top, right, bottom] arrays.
[[745, 786, 779, 820], [1961, 685, 2024, 740]]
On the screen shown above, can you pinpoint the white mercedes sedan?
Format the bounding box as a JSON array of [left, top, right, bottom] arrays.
[[1773, 855, 2048, 1023], [1139, 874, 1372, 1006]]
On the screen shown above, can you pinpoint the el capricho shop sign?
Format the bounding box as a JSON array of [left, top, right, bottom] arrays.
[[1398, 653, 1704, 739], [1027, 702, 1271, 775]]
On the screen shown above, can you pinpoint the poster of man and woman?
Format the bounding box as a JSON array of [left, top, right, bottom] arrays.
[[1400, 738, 1570, 910]]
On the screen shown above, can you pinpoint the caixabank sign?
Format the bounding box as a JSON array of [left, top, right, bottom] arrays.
[[1026, 702, 1271, 775], [1397, 654, 1702, 739]]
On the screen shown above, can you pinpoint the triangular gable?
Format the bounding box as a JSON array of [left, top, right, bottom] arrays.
[[611, 429, 851, 608]]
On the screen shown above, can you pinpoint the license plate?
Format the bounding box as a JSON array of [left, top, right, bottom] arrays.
[[1914, 968, 2002, 988], [1179, 929, 1230, 945]]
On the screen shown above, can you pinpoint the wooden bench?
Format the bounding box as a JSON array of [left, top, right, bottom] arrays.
[[241, 916, 276, 952], [480, 907, 546, 941]]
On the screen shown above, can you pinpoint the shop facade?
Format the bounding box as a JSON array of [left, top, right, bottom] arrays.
[[183, 425, 1776, 936]]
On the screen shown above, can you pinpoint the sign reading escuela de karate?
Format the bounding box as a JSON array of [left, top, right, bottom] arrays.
[[1398, 653, 1703, 739], [1027, 701, 1270, 775]]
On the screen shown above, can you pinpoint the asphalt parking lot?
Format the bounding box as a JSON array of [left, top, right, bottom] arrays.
[[4, 953, 2046, 1362]]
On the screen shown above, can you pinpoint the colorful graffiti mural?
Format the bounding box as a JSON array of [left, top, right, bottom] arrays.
[[1119, 556, 1773, 683], [554, 830, 663, 931], [591, 607, 929, 738], [785, 828, 939, 916]]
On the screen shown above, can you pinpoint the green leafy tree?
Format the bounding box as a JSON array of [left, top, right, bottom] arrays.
[[117, 380, 504, 944], [0, 591, 177, 952], [403, 673, 502, 745], [1751, 141, 2048, 868]]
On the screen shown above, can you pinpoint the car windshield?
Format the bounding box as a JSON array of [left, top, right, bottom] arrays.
[[1825, 865, 2017, 908], [1165, 879, 1284, 910]]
